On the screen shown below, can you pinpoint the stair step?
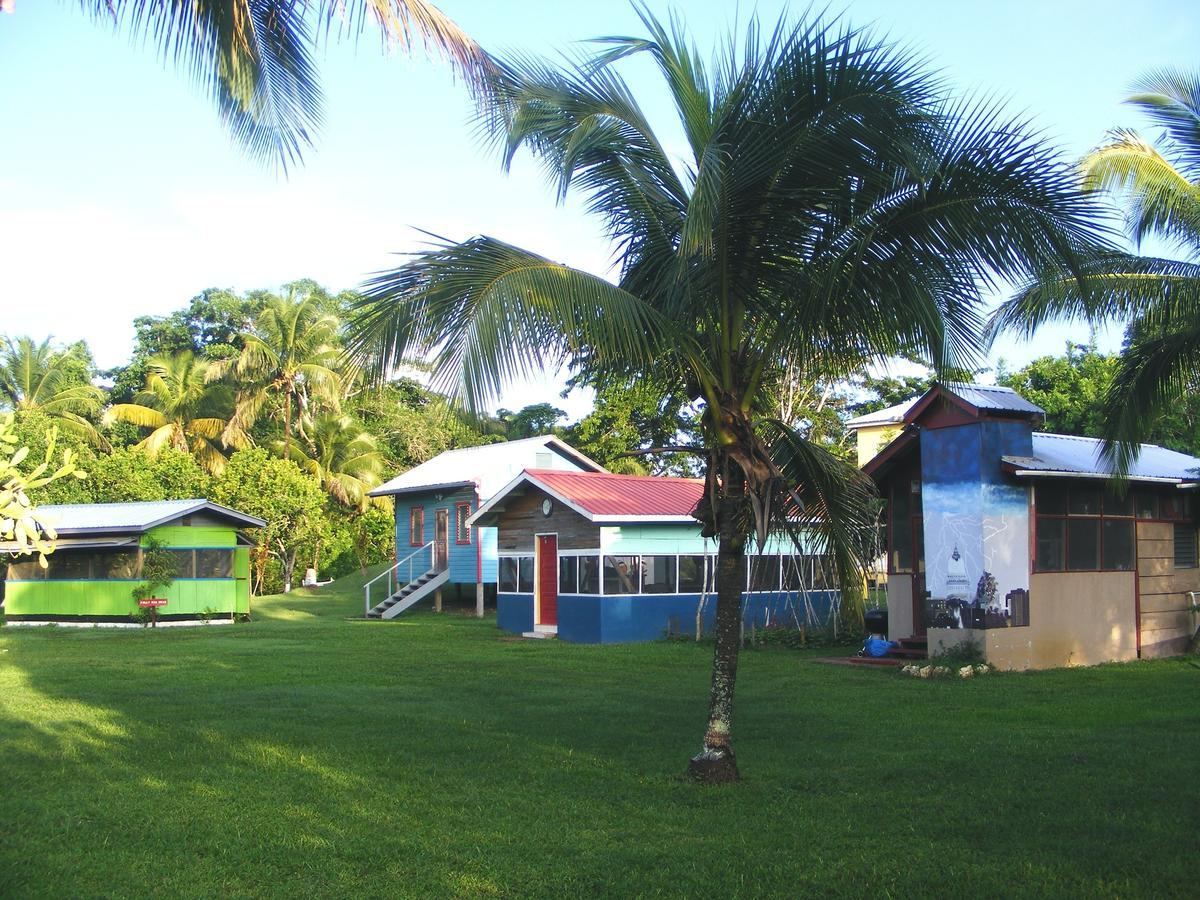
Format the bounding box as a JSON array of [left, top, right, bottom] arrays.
[[521, 631, 556, 639]]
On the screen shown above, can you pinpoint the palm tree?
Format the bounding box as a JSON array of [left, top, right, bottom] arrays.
[[216, 289, 345, 459], [45, 1, 494, 170], [347, 11, 1107, 782], [103, 351, 245, 474], [281, 412, 386, 510], [991, 68, 1200, 473], [0, 336, 106, 447]]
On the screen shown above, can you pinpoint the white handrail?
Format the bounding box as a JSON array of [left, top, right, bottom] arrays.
[[364, 541, 435, 616]]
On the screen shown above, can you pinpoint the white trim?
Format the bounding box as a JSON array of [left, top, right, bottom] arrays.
[[1011, 469, 1184, 484]]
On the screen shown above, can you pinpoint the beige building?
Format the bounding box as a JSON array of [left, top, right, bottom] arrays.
[[864, 383, 1199, 670]]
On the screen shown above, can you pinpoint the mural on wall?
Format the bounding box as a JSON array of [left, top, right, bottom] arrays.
[[921, 428, 1031, 630]]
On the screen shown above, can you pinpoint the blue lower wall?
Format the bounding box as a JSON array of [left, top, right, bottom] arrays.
[[496, 591, 838, 643], [497, 592, 534, 634]]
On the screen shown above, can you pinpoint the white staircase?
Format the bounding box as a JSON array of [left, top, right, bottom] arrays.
[[364, 542, 449, 620]]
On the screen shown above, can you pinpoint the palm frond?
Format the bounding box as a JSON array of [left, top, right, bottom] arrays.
[[1126, 68, 1200, 181], [1083, 129, 1200, 249], [104, 403, 168, 430], [346, 236, 692, 410]]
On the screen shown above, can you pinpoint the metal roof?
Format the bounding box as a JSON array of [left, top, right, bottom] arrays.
[[1002, 433, 1200, 483], [845, 399, 916, 429], [937, 382, 1045, 415], [471, 469, 705, 526], [369, 436, 605, 500], [25, 499, 266, 535]]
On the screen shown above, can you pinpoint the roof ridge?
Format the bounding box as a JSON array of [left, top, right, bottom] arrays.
[[527, 468, 704, 483]]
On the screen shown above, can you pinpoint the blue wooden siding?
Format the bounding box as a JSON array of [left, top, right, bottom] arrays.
[[392, 487, 483, 586], [496, 590, 838, 643]]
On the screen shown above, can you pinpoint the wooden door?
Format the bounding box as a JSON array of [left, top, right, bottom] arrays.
[[537, 534, 558, 625], [435, 509, 449, 571], [912, 514, 927, 637]]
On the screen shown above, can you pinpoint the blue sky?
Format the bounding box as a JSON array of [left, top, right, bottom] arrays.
[[1, 0, 1196, 418]]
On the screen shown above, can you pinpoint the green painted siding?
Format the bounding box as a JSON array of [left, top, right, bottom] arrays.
[[146, 526, 237, 548], [4, 524, 243, 618]]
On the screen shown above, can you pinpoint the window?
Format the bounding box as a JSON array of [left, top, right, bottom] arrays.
[[6, 558, 44, 580], [641, 556, 677, 594], [1101, 520, 1135, 571], [748, 555, 780, 592], [1035, 482, 1136, 572], [195, 549, 234, 578], [409, 507, 425, 546], [99, 550, 140, 579], [603, 555, 639, 594], [678, 556, 709, 593], [558, 556, 578, 594], [577, 556, 600, 594], [455, 503, 472, 544], [811, 556, 835, 590], [45, 552, 92, 580], [517, 556, 535, 593], [499, 557, 518, 592], [1174, 524, 1197, 569], [172, 550, 196, 579]]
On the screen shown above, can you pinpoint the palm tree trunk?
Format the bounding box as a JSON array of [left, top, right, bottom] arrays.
[[283, 391, 293, 460], [688, 488, 747, 784]]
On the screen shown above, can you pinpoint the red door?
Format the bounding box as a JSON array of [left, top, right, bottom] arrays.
[[537, 534, 558, 625]]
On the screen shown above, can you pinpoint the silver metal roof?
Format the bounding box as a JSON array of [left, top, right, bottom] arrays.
[[28, 499, 266, 535], [370, 436, 605, 499], [845, 399, 916, 429], [939, 383, 1045, 415], [1003, 433, 1200, 482]]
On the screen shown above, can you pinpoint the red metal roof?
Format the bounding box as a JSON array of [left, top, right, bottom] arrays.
[[524, 469, 704, 519]]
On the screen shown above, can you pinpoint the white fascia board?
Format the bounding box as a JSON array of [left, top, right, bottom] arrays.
[[1011, 469, 1183, 484]]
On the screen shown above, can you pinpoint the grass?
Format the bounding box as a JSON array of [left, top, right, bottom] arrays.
[[2, 572, 1198, 898]]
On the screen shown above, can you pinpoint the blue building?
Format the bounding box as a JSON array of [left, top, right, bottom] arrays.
[[470, 469, 841, 643], [864, 382, 1200, 669], [366, 436, 604, 618]]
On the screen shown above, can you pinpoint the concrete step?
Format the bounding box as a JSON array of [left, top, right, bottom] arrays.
[[520, 631, 556, 639]]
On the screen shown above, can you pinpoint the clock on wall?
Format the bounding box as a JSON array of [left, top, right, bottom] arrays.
[[541, 499, 553, 517]]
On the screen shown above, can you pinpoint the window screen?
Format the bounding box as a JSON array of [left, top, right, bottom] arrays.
[[195, 549, 234, 578], [1174, 524, 1197, 569], [517, 556, 535, 593], [558, 556, 578, 594], [641, 556, 677, 593], [499, 557, 518, 592], [603, 556, 639, 594]]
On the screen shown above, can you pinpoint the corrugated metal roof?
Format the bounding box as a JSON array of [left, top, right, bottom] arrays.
[[1002, 433, 1200, 482], [369, 436, 604, 500], [27, 500, 265, 535], [522, 469, 704, 520], [846, 399, 916, 429], [940, 382, 1045, 415]]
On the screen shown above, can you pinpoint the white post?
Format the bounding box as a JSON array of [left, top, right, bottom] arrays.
[[476, 582, 484, 618]]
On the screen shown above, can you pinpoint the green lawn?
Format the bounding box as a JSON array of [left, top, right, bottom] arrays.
[[2, 574, 1197, 898]]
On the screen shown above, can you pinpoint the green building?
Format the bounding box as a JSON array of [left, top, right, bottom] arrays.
[[1, 500, 264, 623]]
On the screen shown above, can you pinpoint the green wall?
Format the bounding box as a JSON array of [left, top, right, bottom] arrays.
[[5, 524, 246, 619]]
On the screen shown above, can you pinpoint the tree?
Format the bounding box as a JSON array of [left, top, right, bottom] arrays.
[[348, 11, 1106, 781], [991, 68, 1200, 473], [211, 448, 325, 593], [281, 412, 386, 510], [1, 413, 88, 565], [87, 447, 211, 503], [0, 336, 106, 447], [103, 351, 246, 475], [40, 1, 494, 170], [5, 410, 97, 505], [498, 403, 567, 440], [216, 289, 344, 459], [998, 341, 1200, 454], [567, 375, 701, 476]]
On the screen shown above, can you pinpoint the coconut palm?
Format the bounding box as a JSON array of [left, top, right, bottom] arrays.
[[216, 290, 345, 459], [347, 11, 1108, 782], [991, 69, 1200, 473], [103, 351, 245, 474], [0, 336, 106, 447], [281, 412, 386, 510], [49, 1, 494, 170]]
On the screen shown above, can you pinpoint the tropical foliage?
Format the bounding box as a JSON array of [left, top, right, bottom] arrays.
[[43, 1, 495, 169], [347, 10, 1108, 781], [0, 337, 106, 446], [991, 68, 1200, 473]]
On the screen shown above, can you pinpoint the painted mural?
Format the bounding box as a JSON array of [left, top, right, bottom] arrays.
[[921, 424, 1031, 630]]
